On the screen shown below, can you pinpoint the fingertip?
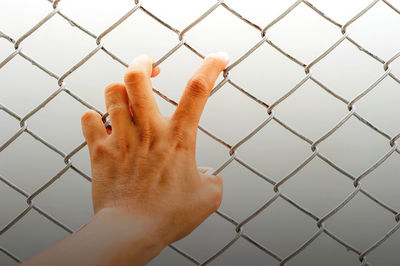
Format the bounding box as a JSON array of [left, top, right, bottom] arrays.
[[127, 54, 154, 77], [151, 66, 160, 78], [81, 110, 106, 144], [81, 109, 100, 126], [204, 51, 230, 70], [104, 83, 126, 98]]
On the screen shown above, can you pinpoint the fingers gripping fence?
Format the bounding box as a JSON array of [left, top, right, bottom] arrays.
[[1, 0, 400, 265]]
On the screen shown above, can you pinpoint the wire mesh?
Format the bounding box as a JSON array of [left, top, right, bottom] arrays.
[[1, 0, 400, 265]]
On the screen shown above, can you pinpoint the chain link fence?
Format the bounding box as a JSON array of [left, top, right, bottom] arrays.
[[1, 0, 400, 265]]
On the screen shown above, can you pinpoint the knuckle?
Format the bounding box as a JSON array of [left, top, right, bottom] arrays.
[[174, 135, 188, 151], [113, 136, 132, 153], [140, 126, 154, 144], [91, 143, 110, 161], [107, 103, 126, 116], [81, 110, 97, 124], [152, 142, 173, 163], [124, 69, 147, 85], [187, 74, 211, 98], [132, 94, 150, 110], [170, 123, 192, 150]]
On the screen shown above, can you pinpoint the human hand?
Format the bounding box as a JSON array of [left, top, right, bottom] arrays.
[[81, 53, 229, 246]]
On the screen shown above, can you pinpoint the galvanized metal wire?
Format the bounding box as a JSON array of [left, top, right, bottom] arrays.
[[1, 0, 400, 265]]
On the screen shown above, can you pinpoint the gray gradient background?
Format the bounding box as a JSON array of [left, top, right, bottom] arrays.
[[1, 0, 400, 265]]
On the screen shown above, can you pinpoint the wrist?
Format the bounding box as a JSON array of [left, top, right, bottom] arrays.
[[92, 207, 167, 265]]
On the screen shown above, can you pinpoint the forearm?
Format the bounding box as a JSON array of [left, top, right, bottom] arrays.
[[21, 208, 166, 266]]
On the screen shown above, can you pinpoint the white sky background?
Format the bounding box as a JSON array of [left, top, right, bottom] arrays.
[[1, 0, 400, 265]]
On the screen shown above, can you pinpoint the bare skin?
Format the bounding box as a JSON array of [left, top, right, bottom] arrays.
[[20, 52, 229, 266]]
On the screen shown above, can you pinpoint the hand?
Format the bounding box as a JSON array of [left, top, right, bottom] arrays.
[[80, 53, 229, 246]]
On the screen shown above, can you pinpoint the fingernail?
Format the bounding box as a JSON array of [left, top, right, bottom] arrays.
[[205, 51, 230, 64], [199, 166, 215, 175]]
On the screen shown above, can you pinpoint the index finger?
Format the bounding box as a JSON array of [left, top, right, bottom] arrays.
[[172, 52, 229, 131]]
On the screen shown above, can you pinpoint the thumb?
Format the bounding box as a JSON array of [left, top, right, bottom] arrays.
[[199, 167, 223, 186], [201, 171, 223, 212]]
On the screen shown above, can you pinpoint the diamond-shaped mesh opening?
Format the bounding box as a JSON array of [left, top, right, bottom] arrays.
[[266, 3, 343, 63], [230, 41, 305, 104], [65, 49, 126, 112], [0, 56, 57, 115], [0, 0, 52, 38], [312, 39, 384, 100], [102, 9, 179, 63], [27, 92, 89, 152], [200, 83, 267, 144], [0, 133, 65, 193], [273, 78, 349, 140], [318, 116, 391, 176], [348, 1, 400, 60], [239, 119, 313, 181], [20, 14, 95, 75], [183, 6, 261, 62], [325, 192, 397, 251], [281, 157, 354, 217], [244, 196, 317, 256], [151, 46, 205, 101]]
